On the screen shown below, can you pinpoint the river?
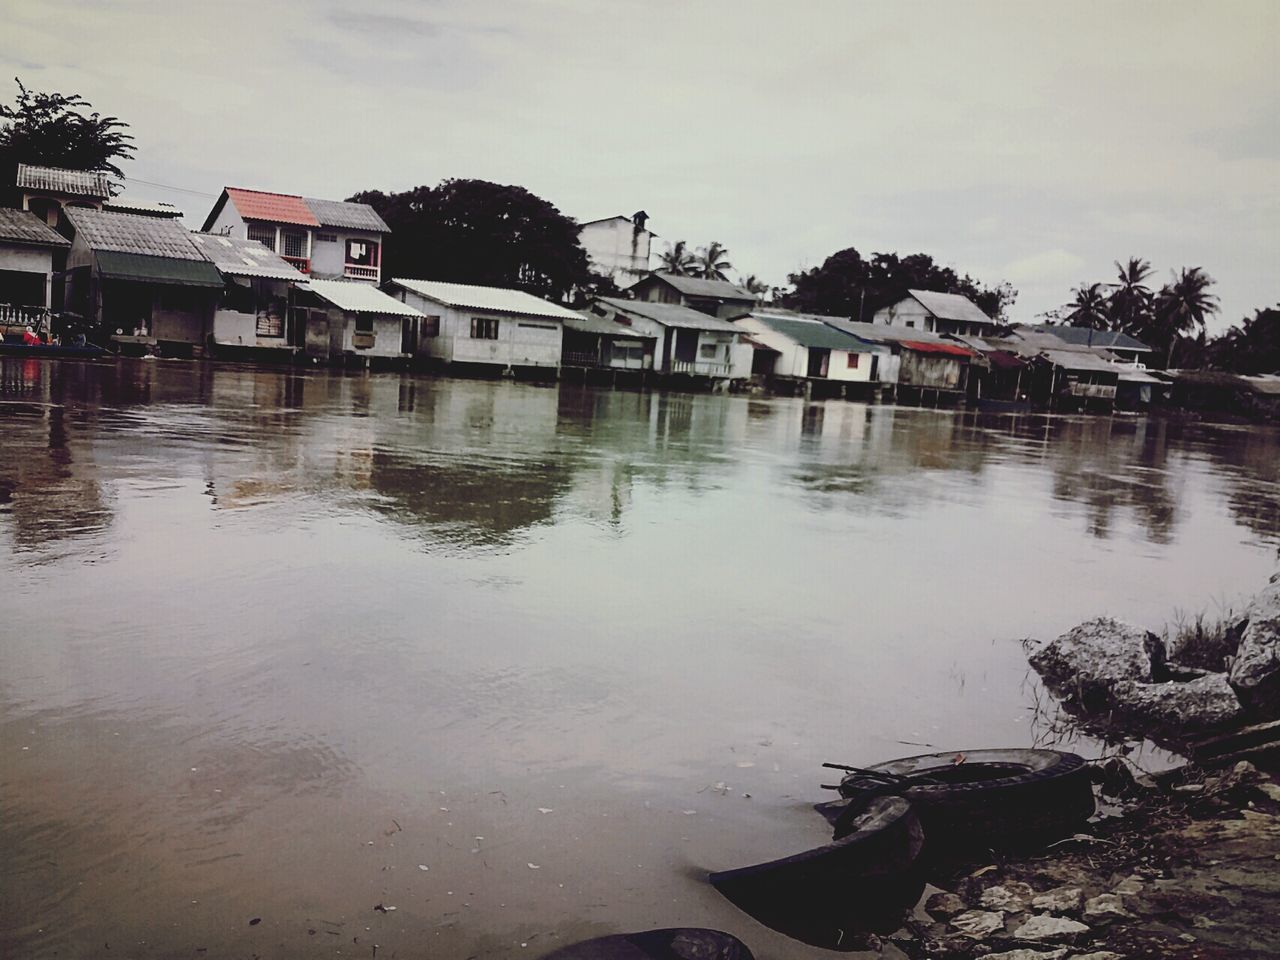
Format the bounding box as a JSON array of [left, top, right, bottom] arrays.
[[2, 357, 1278, 958]]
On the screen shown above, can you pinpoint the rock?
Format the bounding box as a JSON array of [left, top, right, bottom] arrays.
[[984, 950, 1069, 960], [950, 909, 1006, 939], [926, 892, 970, 920], [1010, 915, 1090, 943], [1029, 618, 1158, 707], [1072, 953, 1124, 960], [1030, 886, 1084, 915], [980, 882, 1035, 914], [1108, 673, 1244, 736], [1111, 876, 1144, 896], [1208, 759, 1264, 797], [1229, 578, 1280, 719], [1083, 893, 1134, 924]]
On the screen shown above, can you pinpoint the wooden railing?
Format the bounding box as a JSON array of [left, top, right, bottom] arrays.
[[282, 255, 311, 274], [0, 303, 53, 329], [670, 359, 730, 377], [344, 264, 378, 281]]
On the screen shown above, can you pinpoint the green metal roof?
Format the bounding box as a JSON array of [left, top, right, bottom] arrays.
[[96, 251, 224, 287], [753, 312, 890, 351]]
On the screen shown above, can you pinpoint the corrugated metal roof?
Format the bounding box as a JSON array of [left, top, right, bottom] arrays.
[[225, 188, 320, 227], [16, 163, 112, 198], [0, 208, 70, 247], [103, 197, 185, 218], [389, 278, 581, 321], [304, 197, 390, 232], [96, 251, 223, 287], [823, 317, 951, 346], [751, 312, 882, 351], [302, 278, 423, 316], [1016, 324, 1152, 352], [1039, 349, 1122, 373], [1241, 375, 1280, 395], [189, 233, 306, 281], [641, 273, 755, 301], [565, 311, 657, 338], [906, 289, 995, 325], [595, 297, 742, 332], [64, 207, 206, 260], [899, 339, 976, 358], [1116, 367, 1162, 384]]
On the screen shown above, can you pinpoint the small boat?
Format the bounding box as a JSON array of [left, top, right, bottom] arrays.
[[0, 340, 107, 359]]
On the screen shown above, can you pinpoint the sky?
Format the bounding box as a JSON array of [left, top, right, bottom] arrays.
[[4, 0, 1277, 331]]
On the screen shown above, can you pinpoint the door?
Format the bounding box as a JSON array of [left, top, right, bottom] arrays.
[[401, 316, 419, 354], [807, 348, 830, 378]]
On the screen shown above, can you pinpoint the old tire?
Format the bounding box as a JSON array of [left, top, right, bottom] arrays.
[[820, 748, 1094, 849], [711, 795, 926, 944]]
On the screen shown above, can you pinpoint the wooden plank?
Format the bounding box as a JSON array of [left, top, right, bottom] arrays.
[[1189, 719, 1280, 760]]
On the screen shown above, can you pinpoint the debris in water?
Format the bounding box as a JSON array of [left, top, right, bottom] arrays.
[[736, 761, 755, 768], [537, 807, 553, 814], [418, 864, 429, 871], [528, 863, 541, 869], [682, 810, 697, 815], [248, 918, 261, 926]]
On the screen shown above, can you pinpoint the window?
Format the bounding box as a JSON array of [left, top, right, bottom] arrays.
[[904, 320, 915, 328], [247, 222, 276, 251], [316, 232, 338, 243], [346, 239, 379, 267], [517, 322, 557, 330], [281, 230, 307, 259], [699, 342, 719, 360], [847, 352, 859, 369], [470, 317, 499, 339], [256, 304, 284, 338], [422, 315, 441, 337], [355, 315, 374, 333]]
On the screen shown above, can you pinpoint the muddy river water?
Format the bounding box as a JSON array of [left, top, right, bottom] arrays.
[[2, 358, 1278, 958]]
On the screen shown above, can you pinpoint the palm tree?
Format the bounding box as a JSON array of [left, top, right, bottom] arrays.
[[694, 242, 733, 281], [1155, 267, 1219, 367], [1064, 282, 1111, 330], [739, 273, 769, 298], [658, 240, 697, 276], [1109, 257, 1154, 336]]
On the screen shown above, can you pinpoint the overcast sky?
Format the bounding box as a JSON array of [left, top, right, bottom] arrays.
[[5, 0, 1276, 329]]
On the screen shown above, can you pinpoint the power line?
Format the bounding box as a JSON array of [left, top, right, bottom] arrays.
[[124, 177, 218, 198]]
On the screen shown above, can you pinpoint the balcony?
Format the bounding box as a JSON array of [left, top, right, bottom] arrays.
[[282, 255, 310, 274], [0, 302, 53, 329], [1068, 382, 1117, 399], [670, 359, 731, 377], [343, 263, 378, 281]]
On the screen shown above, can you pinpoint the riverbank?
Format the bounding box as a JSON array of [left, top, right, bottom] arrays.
[[885, 760, 1280, 959]]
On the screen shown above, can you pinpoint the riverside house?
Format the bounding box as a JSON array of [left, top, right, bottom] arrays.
[[561, 310, 657, 374], [201, 188, 389, 283], [298, 278, 424, 365], [62, 207, 223, 356], [873, 289, 1001, 338], [624, 272, 757, 320], [0, 208, 70, 333], [16, 162, 111, 227], [588, 297, 747, 381], [188, 233, 308, 359], [736, 311, 889, 393], [385, 278, 578, 376]]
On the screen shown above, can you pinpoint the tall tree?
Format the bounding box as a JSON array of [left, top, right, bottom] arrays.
[[349, 180, 591, 301], [1064, 282, 1111, 330], [694, 241, 732, 281], [1154, 266, 1219, 367], [0, 78, 134, 190], [784, 246, 1015, 322], [1206, 306, 1280, 375], [1108, 257, 1154, 335], [658, 240, 697, 275], [738, 273, 770, 297]]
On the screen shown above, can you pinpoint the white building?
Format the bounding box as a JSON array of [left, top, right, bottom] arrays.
[[201, 188, 390, 283], [737, 311, 888, 382], [578, 212, 654, 289], [588, 297, 746, 380], [299, 278, 424, 364], [0, 208, 70, 330], [873, 289, 1000, 338], [385, 278, 580, 373]]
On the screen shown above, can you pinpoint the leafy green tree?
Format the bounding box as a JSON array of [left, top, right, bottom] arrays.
[[739, 274, 770, 297], [1207, 306, 1280, 375], [658, 240, 697, 275], [0, 78, 134, 194], [1154, 267, 1219, 367], [349, 180, 591, 301], [1064, 282, 1111, 330], [694, 241, 733, 281], [783, 246, 1015, 322]]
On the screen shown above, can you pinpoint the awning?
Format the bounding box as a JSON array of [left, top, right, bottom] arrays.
[[987, 350, 1028, 370], [97, 251, 223, 287], [900, 340, 975, 358]]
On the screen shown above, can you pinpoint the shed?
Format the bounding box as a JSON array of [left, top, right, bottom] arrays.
[[562, 310, 657, 370], [591, 297, 745, 378], [190, 233, 308, 352], [300, 277, 423, 363]]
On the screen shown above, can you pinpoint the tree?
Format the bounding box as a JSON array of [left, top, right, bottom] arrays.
[[1154, 267, 1219, 367], [694, 241, 732, 281], [1108, 257, 1154, 336], [0, 78, 134, 189], [658, 240, 697, 275], [348, 179, 591, 301], [1206, 306, 1280, 375], [739, 273, 770, 297], [1063, 282, 1111, 330], [783, 246, 1015, 322]]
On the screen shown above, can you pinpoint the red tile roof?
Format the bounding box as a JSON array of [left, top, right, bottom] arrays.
[[225, 188, 320, 227]]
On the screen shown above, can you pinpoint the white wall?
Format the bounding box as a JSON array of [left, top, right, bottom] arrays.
[[579, 218, 652, 288], [339, 311, 405, 359], [394, 289, 563, 368], [309, 229, 383, 283], [874, 298, 933, 331]]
